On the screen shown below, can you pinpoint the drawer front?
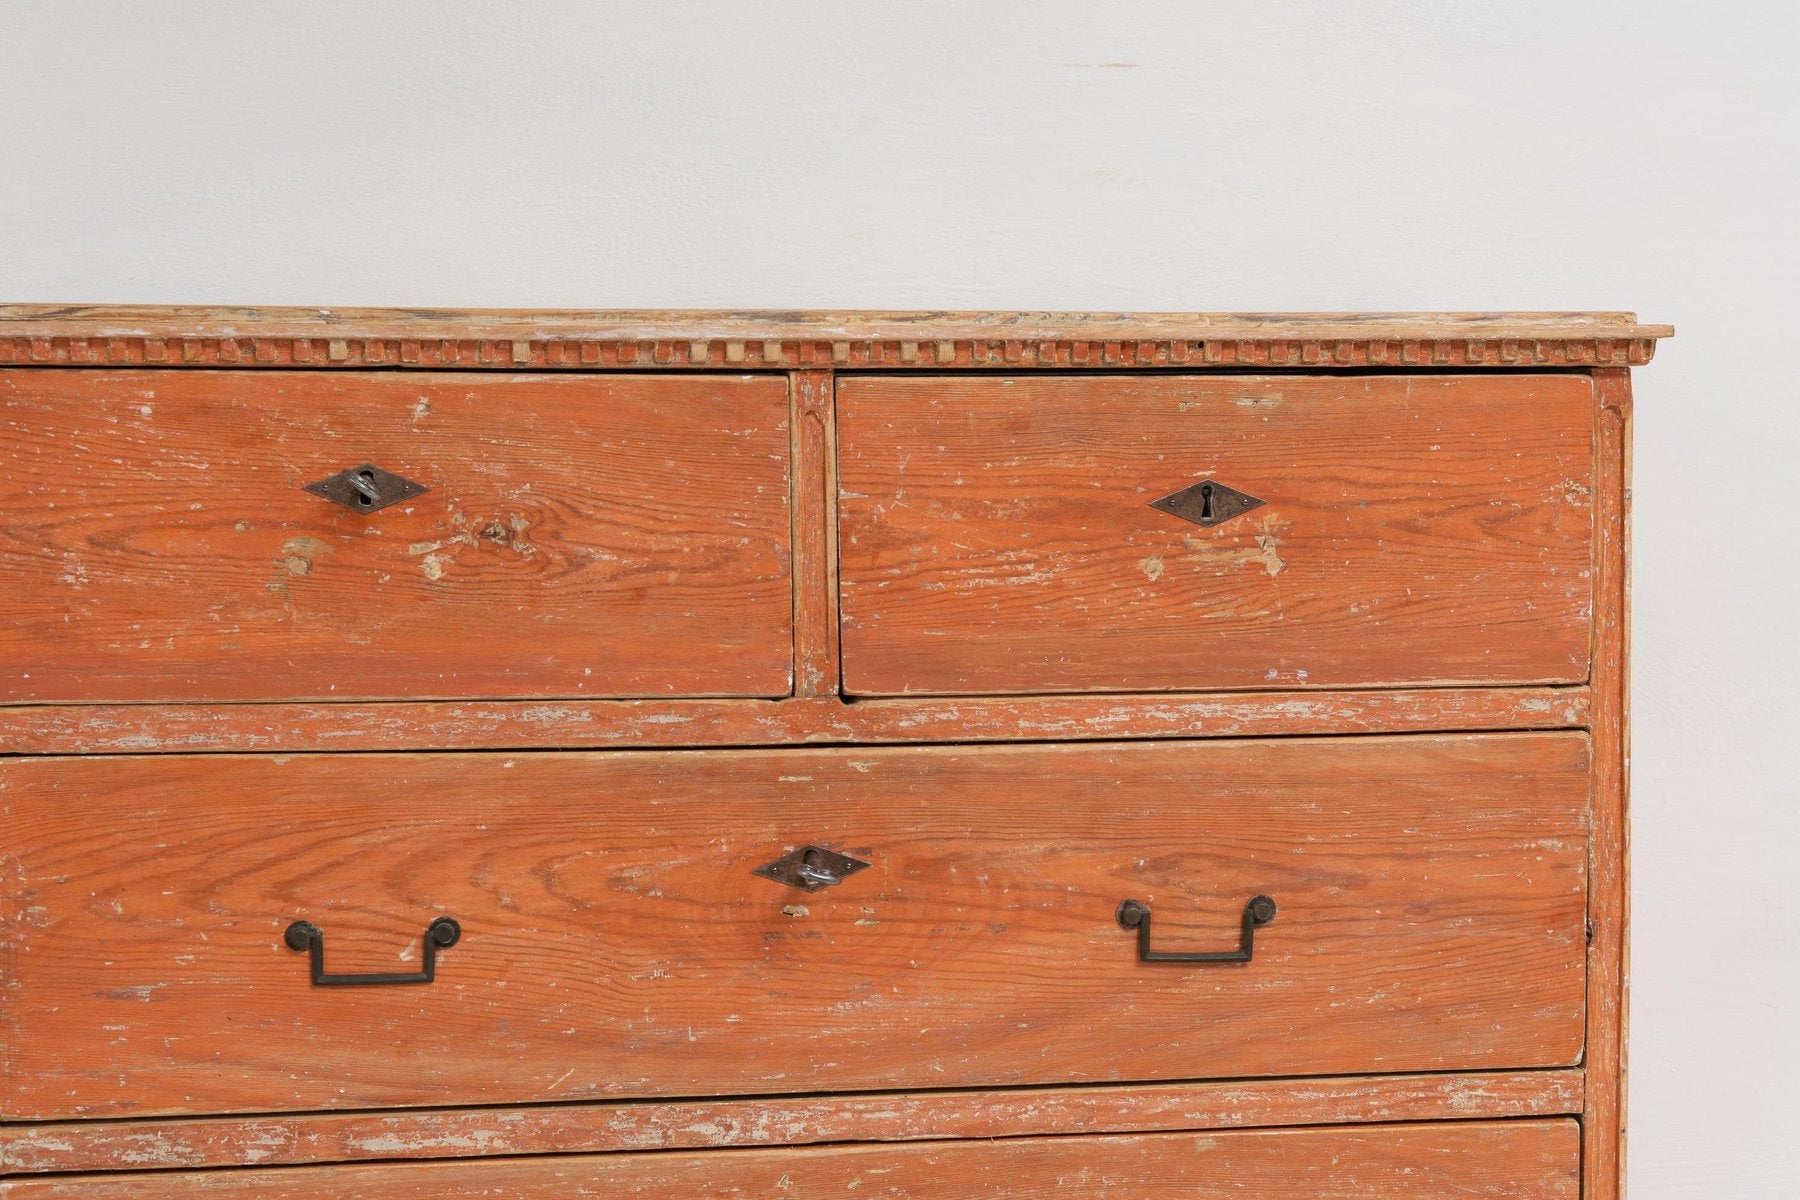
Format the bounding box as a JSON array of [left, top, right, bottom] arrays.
[[0, 370, 791, 701], [0, 734, 1588, 1119], [0, 1122, 1581, 1198], [837, 374, 1595, 694]]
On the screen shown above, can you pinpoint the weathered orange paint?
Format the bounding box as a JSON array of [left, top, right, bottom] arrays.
[[0, 1121, 1581, 1198], [2, 736, 1587, 1120], [838, 374, 1596, 695], [0, 307, 1661, 1191], [0, 370, 792, 702]]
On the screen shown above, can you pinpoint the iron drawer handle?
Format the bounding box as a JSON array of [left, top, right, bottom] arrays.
[[283, 916, 461, 986], [1116, 895, 1276, 964]]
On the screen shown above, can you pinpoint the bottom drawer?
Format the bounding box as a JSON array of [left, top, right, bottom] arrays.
[[0, 1120, 1580, 1197]]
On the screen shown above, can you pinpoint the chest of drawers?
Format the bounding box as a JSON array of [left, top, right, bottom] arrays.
[[0, 307, 1666, 1197]]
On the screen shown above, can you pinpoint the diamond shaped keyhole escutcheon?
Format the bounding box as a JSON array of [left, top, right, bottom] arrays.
[[752, 845, 872, 893], [304, 464, 429, 514], [1148, 479, 1265, 528]]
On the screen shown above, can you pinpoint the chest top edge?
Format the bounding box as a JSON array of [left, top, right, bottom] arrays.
[[0, 307, 1671, 371]]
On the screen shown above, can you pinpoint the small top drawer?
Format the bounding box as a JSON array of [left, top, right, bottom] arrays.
[[0, 370, 793, 702], [837, 374, 1596, 695]]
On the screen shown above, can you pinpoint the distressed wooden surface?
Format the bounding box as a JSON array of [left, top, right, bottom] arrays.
[[0, 305, 1672, 342], [0, 314, 1648, 1190], [0, 305, 1670, 373], [0, 1069, 1583, 1175], [839, 374, 1597, 695], [1585, 369, 1633, 1200], [0, 371, 792, 702], [790, 371, 840, 695], [0, 735, 1588, 1120], [0, 1121, 1582, 1198], [0, 686, 1588, 754]]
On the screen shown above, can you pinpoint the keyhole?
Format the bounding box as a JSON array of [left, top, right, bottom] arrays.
[[356, 471, 376, 507], [797, 847, 839, 886], [1199, 482, 1215, 522]]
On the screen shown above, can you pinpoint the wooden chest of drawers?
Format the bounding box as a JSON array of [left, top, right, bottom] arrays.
[[0, 307, 1666, 1197]]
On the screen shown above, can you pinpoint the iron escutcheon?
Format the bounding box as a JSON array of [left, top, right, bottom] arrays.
[[304, 463, 429, 514], [753, 845, 872, 892], [1148, 479, 1265, 528]]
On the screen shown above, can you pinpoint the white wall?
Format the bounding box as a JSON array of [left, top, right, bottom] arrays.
[[4, 2, 1795, 1192]]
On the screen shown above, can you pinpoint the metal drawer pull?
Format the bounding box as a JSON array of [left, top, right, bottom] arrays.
[[1116, 895, 1276, 964], [283, 916, 461, 986]]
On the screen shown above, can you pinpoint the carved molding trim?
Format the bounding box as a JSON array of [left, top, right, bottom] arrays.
[[0, 333, 1660, 370]]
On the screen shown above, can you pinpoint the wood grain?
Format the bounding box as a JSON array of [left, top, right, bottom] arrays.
[[0, 1070, 1583, 1175], [0, 735, 1588, 1120], [0, 305, 1672, 343], [0, 370, 792, 702], [0, 1121, 1582, 1199], [0, 314, 1647, 1192], [790, 370, 840, 695], [0, 686, 1589, 754], [1585, 368, 1633, 1200], [839, 374, 1597, 695]]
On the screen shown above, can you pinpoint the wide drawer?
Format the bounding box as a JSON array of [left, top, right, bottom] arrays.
[[0, 370, 792, 701], [0, 734, 1588, 1120], [0, 1121, 1581, 1198], [837, 373, 1596, 694]]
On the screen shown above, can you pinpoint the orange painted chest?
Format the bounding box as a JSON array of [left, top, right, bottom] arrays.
[[0, 307, 1666, 1197]]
